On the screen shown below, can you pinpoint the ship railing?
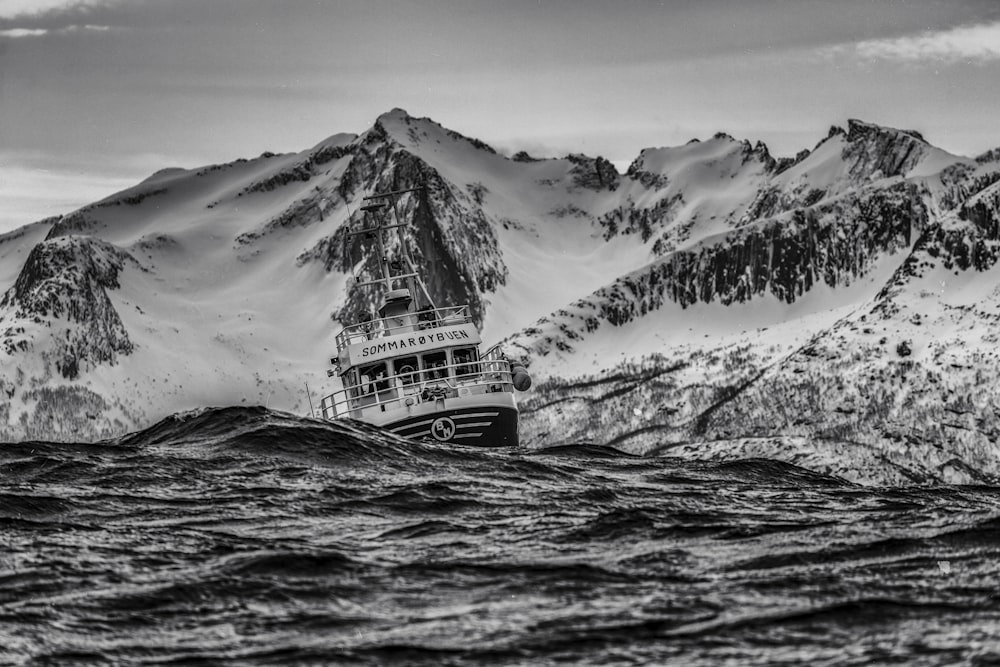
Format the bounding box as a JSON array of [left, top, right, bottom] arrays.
[[335, 304, 473, 350], [320, 346, 513, 420]]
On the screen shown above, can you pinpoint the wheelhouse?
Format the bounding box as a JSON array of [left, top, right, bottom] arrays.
[[320, 301, 517, 421]]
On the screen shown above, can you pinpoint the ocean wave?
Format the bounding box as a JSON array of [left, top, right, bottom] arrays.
[[3, 406, 1000, 665]]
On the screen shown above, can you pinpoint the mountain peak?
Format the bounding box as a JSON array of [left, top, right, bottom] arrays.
[[846, 118, 926, 144], [368, 108, 498, 157], [365, 107, 417, 142], [378, 107, 413, 124]]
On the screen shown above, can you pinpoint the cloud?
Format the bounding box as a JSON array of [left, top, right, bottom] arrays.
[[0, 26, 46, 37], [0, 0, 115, 19], [61, 22, 111, 33], [850, 21, 1000, 63], [0, 0, 122, 37], [0, 23, 113, 38]]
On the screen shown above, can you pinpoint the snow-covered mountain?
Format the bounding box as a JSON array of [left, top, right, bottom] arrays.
[[506, 121, 1000, 484], [2, 109, 1000, 484]]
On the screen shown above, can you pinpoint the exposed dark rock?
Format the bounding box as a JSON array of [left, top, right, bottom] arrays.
[[45, 211, 102, 240], [598, 194, 683, 243], [842, 119, 931, 180], [566, 154, 621, 192], [603, 183, 925, 321], [975, 147, 1000, 165], [295, 131, 507, 328], [0, 236, 134, 378], [624, 161, 670, 189]]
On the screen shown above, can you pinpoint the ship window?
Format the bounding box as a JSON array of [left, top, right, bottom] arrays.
[[346, 369, 362, 398], [422, 351, 448, 380], [417, 310, 437, 328], [393, 356, 419, 385], [453, 347, 479, 378], [359, 362, 388, 394]]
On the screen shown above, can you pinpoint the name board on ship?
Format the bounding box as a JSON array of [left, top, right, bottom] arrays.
[[347, 323, 481, 365]]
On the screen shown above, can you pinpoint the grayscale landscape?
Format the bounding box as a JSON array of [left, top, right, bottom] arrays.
[[3, 2, 1000, 665]]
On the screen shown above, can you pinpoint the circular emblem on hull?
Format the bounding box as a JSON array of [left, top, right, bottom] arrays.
[[431, 417, 457, 442]]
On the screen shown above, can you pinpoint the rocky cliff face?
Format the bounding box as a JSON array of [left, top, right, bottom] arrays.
[[293, 114, 507, 327], [1, 236, 135, 379], [0, 235, 140, 441]]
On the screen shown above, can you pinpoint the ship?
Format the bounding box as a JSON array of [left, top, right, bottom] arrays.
[[319, 186, 531, 445]]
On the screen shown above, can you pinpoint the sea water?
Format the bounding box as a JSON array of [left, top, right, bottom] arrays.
[[2, 407, 999, 665]]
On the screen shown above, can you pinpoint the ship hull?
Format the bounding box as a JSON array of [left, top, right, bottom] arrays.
[[361, 392, 519, 447]]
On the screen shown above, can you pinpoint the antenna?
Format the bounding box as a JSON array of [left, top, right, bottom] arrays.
[[343, 201, 356, 284], [304, 382, 315, 417]]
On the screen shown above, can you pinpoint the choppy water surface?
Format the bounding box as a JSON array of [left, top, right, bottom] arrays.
[[2, 407, 1000, 665]]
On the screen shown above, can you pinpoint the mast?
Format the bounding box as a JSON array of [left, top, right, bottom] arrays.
[[348, 186, 436, 311]]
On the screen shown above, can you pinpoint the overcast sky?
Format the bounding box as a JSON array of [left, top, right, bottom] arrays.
[[2, 0, 1000, 232]]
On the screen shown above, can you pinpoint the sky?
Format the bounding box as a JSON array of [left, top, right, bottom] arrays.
[[2, 0, 1000, 232]]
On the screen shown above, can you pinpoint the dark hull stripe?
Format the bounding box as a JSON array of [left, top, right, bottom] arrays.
[[386, 406, 517, 447], [389, 411, 500, 433]]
